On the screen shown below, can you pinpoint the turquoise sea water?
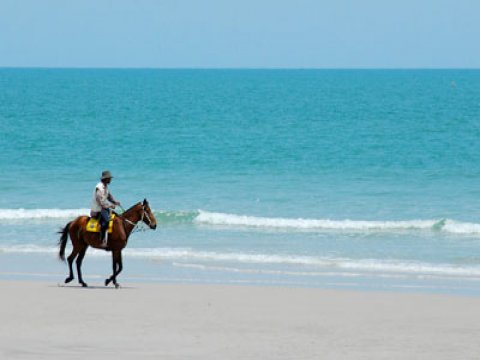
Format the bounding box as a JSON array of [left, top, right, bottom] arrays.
[[1, 69, 480, 294]]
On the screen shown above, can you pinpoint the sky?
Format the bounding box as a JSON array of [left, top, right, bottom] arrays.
[[0, 0, 479, 68]]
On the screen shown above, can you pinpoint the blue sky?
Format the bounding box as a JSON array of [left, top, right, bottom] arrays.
[[0, 0, 478, 68]]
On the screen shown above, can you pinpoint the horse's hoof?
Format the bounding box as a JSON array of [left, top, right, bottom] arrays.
[[64, 277, 74, 284], [80, 282, 88, 288], [105, 279, 111, 286], [114, 283, 121, 289]]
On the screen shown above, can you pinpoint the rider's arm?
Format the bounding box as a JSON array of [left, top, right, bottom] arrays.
[[107, 193, 120, 206]]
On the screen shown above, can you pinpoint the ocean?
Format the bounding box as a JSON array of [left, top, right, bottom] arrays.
[[1, 68, 480, 294]]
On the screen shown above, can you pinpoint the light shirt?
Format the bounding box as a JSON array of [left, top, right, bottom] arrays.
[[91, 181, 116, 213]]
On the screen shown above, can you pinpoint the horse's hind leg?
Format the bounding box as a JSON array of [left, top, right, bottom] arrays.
[[76, 246, 88, 287], [65, 248, 79, 284]]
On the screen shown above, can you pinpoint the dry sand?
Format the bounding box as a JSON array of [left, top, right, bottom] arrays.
[[1, 280, 480, 359]]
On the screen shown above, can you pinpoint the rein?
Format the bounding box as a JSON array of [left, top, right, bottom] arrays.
[[120, 204, 152, 233]]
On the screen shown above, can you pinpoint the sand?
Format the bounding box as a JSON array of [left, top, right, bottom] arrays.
[[1, 280, 480, 359]]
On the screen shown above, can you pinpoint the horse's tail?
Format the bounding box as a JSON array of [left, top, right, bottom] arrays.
[[58, 222, 72, 262]]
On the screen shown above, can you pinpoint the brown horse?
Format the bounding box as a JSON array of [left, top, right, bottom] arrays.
[[58, 199, 157, 288]]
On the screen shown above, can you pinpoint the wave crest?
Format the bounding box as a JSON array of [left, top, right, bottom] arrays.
[[195, 210, 444, 231], [1, 208, 480, 235], [0, 208, 90, 220]]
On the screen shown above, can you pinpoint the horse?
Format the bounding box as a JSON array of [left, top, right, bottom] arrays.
[[58, 199, 157, 288]]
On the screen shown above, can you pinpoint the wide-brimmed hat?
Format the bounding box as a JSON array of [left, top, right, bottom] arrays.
[[101, 170, 113, 180]]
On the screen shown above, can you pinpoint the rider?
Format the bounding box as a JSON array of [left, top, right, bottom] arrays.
[[90, 170, 121, 246]]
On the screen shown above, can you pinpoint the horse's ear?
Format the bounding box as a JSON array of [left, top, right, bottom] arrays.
[[143, 198, 148, 206]]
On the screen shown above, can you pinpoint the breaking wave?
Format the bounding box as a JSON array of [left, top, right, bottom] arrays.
[[195, 210, 442, 231], [1, 208, 480, 235], [0, 208, 90, 220]]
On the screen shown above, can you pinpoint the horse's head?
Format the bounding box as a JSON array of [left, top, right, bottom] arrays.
[[141, 198, 157, 230]]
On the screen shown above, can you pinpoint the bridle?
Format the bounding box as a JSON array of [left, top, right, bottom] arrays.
[[122, 204, 153, 232]]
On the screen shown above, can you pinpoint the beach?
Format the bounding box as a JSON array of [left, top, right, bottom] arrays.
[[2, 280, 480, 359]]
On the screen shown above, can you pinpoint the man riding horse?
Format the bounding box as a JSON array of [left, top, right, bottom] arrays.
[[59, 197, 157, 288], [91, 170, 121, 247]]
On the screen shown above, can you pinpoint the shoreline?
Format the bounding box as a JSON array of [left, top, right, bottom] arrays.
[[1, 280, 480, 359], [2, 250, 480, 297]]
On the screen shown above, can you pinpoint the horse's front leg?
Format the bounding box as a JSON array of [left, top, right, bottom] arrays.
[[105, 250, 122, 288]]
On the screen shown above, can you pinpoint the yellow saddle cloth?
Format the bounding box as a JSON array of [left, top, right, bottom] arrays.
[[86, 214, 116, 233]]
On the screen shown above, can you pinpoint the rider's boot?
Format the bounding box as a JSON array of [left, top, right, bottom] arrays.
[[100, 226, 108, 248]]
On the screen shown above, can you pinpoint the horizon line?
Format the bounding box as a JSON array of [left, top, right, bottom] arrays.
[[0, 66, 479, 71]]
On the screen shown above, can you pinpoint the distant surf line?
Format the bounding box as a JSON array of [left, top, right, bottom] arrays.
[[2, 245, 480, 279]]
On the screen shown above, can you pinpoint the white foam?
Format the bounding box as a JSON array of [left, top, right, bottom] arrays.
[[110, 248, 480, 277], [0, 245, 58, 254], [442, 220, 480, 234], [0, 208, 89, 220], [196, 210, 440, 231], [3, 244, 480, 278], [125, 247, 321, 265], [0, 245, 109, 256]]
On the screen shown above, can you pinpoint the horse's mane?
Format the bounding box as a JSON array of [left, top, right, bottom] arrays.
[[120, 202, 142, 216]]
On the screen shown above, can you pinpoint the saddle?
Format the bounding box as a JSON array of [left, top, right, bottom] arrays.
[[86, 214, 116, 233]]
